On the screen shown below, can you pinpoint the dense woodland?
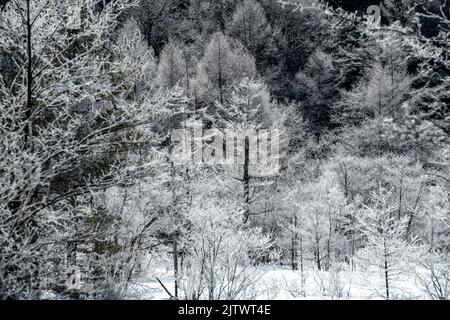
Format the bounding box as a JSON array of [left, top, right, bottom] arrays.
[[0, 0, 449, 300]]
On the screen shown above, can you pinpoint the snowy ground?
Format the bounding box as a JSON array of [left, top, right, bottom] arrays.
[[126, 257, 428, 300]]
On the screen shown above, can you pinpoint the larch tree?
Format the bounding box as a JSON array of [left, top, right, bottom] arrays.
[[226, 0, 277, 66], [292, 171, 348, 271], [156, 39, 187, 91], [292, 50, 339, 134], [356, 187, 418, 300], [226, 0, 286, 101], [213, 78, 285, 223], [116, 17, 157, 100], [194, 32, 257, 106], [135, 0, 184, 55]]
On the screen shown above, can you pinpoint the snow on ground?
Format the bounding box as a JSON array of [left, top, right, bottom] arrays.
[[126, 260, 176, 300], [126, 257, 428, 300], [251, 266, 425, 300]]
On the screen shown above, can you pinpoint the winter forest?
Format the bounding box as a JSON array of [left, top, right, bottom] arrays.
[[0, 0, 449, 300]]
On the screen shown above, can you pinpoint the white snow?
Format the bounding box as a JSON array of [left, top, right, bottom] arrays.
[[126, 261, 429, 300]]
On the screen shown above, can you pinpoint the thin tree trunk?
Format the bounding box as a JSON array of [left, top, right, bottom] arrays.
[[291, 215, 298, 270], [243, 135, 250, 222], [316, 236, 321, 271], [173, 240, 178, 298], [299, 233, 305, 296], [218, 36, 224, 105], [383, 240, 390, 300], [398, 176, 403, 219], [26, 0, 33, 140]]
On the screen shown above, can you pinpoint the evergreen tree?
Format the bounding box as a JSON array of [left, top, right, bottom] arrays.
[[194, 32, 257, 106], [156, 39, 187, 91]]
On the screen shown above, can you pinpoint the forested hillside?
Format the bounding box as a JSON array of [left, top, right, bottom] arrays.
[[0, 0, 449, 300]]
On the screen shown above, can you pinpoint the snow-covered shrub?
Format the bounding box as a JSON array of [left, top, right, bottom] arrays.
[[283, 273, 308, 298], [327, 263, 352, 300], [179, 200, 272, 300], [413, 250, 450, 300]]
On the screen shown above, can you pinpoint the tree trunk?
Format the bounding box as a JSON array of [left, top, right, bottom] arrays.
[[299, 234, 305, 296], [383, 240, 390, 300], [291, 215, 298, 270], [243, 135, 250, 222], [173, 240, 178, 299], [315, 238, 321, 271]]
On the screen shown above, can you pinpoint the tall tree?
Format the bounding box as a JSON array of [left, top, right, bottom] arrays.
[[227, 0, 286, 100], [213, 78, 284, 222], [194, 32, 257, 106], [0, 0, 167, 298], [156, 39, 187, 91], [292, 50, 339, 134], [356, 187, 417, 300]]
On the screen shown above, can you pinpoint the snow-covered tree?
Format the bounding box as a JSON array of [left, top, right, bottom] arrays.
[[290, 171, 349, 271], [356, 187, 418, 300], [0, 0, 169, 298], [156, 39, 187, 91], [135, 0, 182, 55], [116, 17, 157, 100], [413, 249, 450, 300], [194, 32, 257, 105], [227, 0, 277, 66], [213, 78, 285, 222], [292, 50, 338, 133]]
